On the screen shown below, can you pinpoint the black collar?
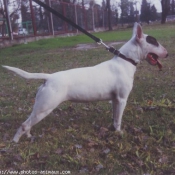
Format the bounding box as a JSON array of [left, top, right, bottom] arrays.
[[108, 47, 138, 66]]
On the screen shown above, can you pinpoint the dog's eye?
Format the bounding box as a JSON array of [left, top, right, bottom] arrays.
[[146, 36, 159, 47]]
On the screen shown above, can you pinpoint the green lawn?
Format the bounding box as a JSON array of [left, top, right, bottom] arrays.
[[0, 23, 175, 174]]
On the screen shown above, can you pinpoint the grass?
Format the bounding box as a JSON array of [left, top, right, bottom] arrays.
[[0, 23, 175, 174]]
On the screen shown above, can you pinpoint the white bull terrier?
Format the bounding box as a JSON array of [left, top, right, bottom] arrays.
[[2, 23, 168, 143]]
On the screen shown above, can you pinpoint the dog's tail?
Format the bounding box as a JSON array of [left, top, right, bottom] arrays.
[[2, 65, 51, 80]]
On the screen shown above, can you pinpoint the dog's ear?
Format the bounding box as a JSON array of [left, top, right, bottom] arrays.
[[133, 22, 143, 41]]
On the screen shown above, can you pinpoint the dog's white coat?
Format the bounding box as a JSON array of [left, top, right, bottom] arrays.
[[3, 23, 168, 143]]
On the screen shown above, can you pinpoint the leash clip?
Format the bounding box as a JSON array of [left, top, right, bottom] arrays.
[[97, 39, 110, 49], [97, 39, 102, 45]]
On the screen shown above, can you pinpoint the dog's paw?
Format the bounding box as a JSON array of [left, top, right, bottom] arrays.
[[108, 124, 116, 131], [27, 133, 32, 138], [108, 124, 124, 134], [116, 130, 124, 135], [13, 137, 19, 143]]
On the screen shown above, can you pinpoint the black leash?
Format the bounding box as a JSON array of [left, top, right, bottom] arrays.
[[32, 0, 137, 66]]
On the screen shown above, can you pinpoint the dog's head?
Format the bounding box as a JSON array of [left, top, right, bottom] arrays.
[[132, 22, 168, 69]]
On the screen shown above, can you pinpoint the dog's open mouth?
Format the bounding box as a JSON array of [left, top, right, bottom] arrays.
[[146, 53, 162, 70]]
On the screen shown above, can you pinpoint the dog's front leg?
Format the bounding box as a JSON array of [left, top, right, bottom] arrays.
[[112, 98, 127, 131]]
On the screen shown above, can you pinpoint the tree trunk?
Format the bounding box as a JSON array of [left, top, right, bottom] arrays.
[[161, 0, 170, 24], [172, 0, 175, 14], [106, 0, 112, 30]]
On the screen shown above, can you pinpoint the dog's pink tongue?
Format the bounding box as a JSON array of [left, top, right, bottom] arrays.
[[147, 54, 162, 70], [147, 54, 157, 65], [157, 59, 162, 70]]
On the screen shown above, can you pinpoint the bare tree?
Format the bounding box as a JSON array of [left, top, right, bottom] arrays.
[[106, 0, 112, 30], [161, 0, 170, 24], [0, 0, 21, 33], [10, 0, 21, 32], [0, 1, 5, 35], [170, 0, 175, 14]]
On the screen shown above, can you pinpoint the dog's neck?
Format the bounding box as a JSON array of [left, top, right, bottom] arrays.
[[119, 38, 143, 65]]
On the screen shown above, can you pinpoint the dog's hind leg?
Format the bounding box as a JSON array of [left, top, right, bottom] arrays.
[[13, 109, 53, 143], [13, 84, 67, 143]]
